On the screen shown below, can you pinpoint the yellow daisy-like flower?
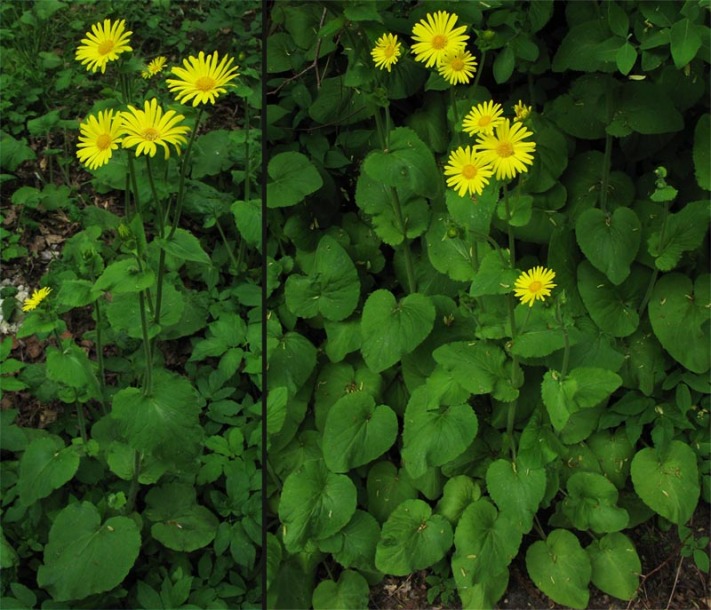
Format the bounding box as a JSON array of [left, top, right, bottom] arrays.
[[462, 100, 505, 137], [75, 19, 132, 74], [476, 118, 536, 181], [121, 98, 190, 159], [444, 146, 494, 197], [142, 56, 167, 79], [411, 10, 469, 68], [437, 48, 477, 85], [76, 109, 124, 170], [514, 266, 556, 307], [166, 50, 239, 107], [513, 100, 532, 122], [371, 33, 402, 72], [22, 287, 52, 312]]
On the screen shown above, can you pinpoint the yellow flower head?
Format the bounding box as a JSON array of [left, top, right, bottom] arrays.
[[463, 100, 505, 137], [513, 100, 532, 122], [437, 48, 477, 85], [444, 145, 494, 197], [411, 10, 469, 68], [75, 19, 132, 74], [142, 56, 167, 79], [475, 118, 536, 181], [514, 266, 556, 307], [77, 110, 123, 169], [76, 109, 124, 170], [167, 50, 239, 107], [121, 98, 190, 159], [371, 33, 402, 72], [22, 287, 52, 312]]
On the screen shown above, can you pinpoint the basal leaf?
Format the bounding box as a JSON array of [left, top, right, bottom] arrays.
[[18, 436, 79, 506], [267, 152, 323, 208], [586, 532, 641, 601]]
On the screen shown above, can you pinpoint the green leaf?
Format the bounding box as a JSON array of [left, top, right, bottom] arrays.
[[279, 460, 357, 553], [486, 459, 546, 533], [323, 393, 397, 473], [312, 570, 369, 610], [694, 114, 710, 190], [648, 201, 710, 271], [526, 529, 591, 609], [362, 127, 440, 199], [552, 21, 618, 73], [563, 472, 629, 533], [648, 273, 710, 374], [367, 461, 418, 523], [18, 436, 79, 506], [587, 429, 634, 489], [469, 249, 519, 297], [670, 18, 702, 68], [111, 371, 202, 465], [587, 533, 641, 601], [0, 132, 36, 171], [631, 440, 700, 525], [577, 261, 644, 337], [157, 228, 211, 266], [319, 510, 380, 571], [285, 235, 360, 321], [426, 214, 476, 282], [93, 258, 155, 295], [452, 499, 522, 584], [46, 344, 100, 396], [375, 499, 453, 576], [267, 152, 323, 208], [435, 475, 481, 525], [575, 207, 641, 285], [360, 290, 435, 373], [493, 45, 515, 83], [433, 341, 517, 402], [267, 331, 317, 394], [145, 483, 219, 552], [232, 198, 262, 247], [607, 82, 683, 136], [615, 41, 637, 75], [37, 502, 140, 602], [401, 386, 478, 479], [541, 367, 622, 431]]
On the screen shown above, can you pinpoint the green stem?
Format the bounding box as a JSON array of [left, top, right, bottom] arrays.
[[556, 298, 570, 378], [75, 403, 88, 443], [391, 187, 417, 294], [638, 201, 670, 315], [93, 299, 108, 415], [169, 108, 204, 239], [216, 217, 240, 271], [600, 86, 614, 213], [450, 87, 461, 145], [124, 451, 142, 515], [138, 290, 153, 395], [503, 183, 519, 459], [473, 50, 486, 89]]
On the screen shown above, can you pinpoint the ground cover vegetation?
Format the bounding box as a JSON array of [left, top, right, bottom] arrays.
[[1, 0, 262, 608], [265, 1, 710, 608]]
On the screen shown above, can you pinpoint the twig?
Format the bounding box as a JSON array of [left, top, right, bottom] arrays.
[[665, 556, 684, 609]]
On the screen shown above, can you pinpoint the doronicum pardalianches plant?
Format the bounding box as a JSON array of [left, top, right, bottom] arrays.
[[265, 1, 709, 608], [1, 2, 263, 608]]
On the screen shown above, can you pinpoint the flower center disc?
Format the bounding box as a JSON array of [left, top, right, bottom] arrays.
[[384, 44, 396, 58], [462, 164, 477, 179], [98, 40, 115, 56], [96, 134, 112, 150], [432, 34, 447, 49], [143, 128, 160, 142], [497, 142, 514, 158], [451, 58, 465, 71], [529, 280, 542, 292], [479, 116, 492, 127], [196, 76, 216, 91]]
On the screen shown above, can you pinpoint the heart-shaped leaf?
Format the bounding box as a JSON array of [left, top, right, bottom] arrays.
[[323, 393, 397, 473], [367, 461, 419, 523], [312, 570, 369, 610], [562, 472, 629, 533], [360, 290, 435, 373], [37, 502, 141, 601], [18, 436, 79, 506], [648, 273, 710, 374], [279, 460, 357, 553], [486, 459, 546, 533], [630, 440, 700, 525], [375, 499, 453, 575], [402, 386, 478, 479], [526, 529, 591, 609], [586, 532, 641, 601], [575, 207, 641, 285], [267, 151, 323, 208]]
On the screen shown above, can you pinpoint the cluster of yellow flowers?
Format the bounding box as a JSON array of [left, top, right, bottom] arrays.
[[445, 100, 535, 197], [74, 19, 240, 170], [371, 10, 475, 85]]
